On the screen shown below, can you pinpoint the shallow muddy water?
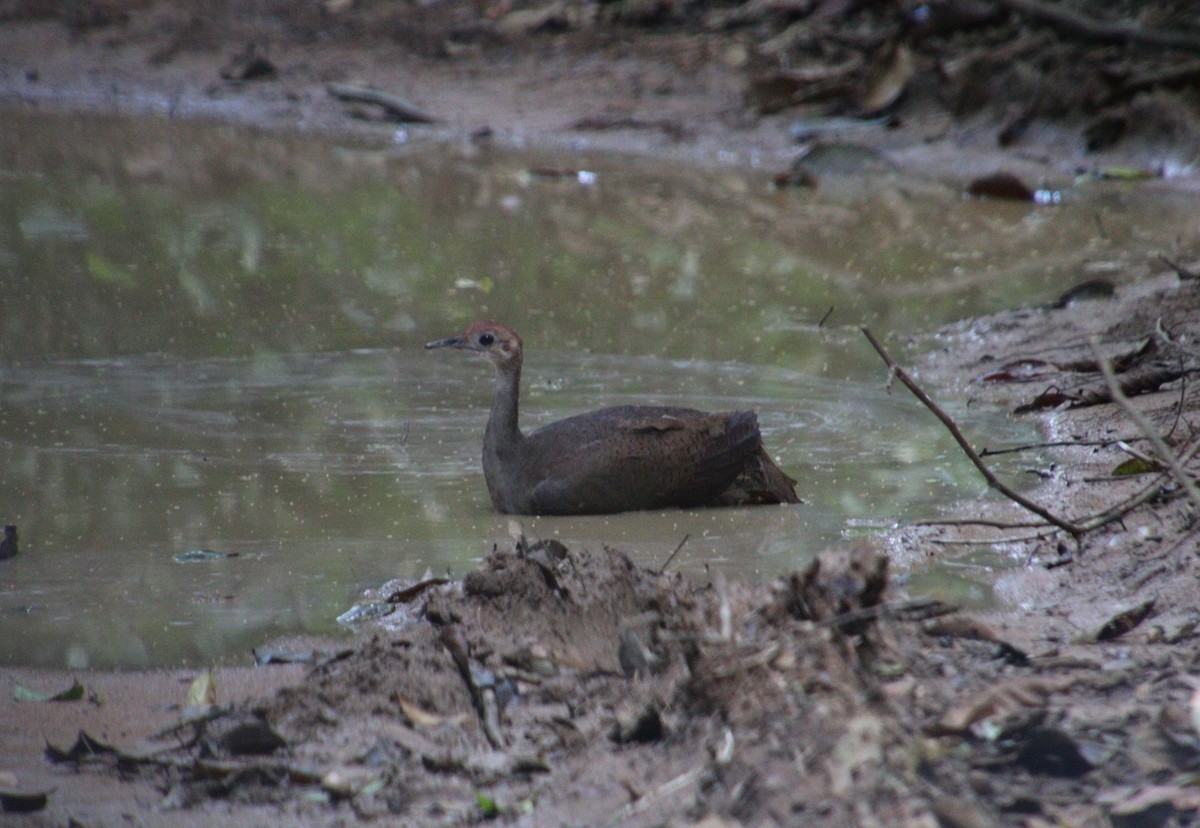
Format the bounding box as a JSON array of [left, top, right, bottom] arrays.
[[1, 111, 1194, 668]]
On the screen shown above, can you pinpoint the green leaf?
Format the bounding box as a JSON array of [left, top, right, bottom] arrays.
[[85, 251, 137, 289], [1096, 167, 1156, 181], [186, 670, 217, 708], [475, 791, 499, 818], [1113, 457, 1161, 476], [14, 678, 85, 702]]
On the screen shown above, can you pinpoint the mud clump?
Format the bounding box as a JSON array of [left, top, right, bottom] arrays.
[[95, 540, 945, 825]]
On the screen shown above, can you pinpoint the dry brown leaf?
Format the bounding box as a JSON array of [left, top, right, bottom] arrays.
[[858, 42, 913, 114], [929, 677, 1072, 735], [1110, 784, 1200, 817], [397, 695, 446, 728]]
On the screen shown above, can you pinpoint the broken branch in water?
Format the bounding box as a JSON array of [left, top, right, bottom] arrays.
[[659, 533, 690, 574], [860, 327, 1085, 538], [1089, 338, 1200, 512]]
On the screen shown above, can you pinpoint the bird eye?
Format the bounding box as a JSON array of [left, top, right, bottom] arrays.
[[478, 333, 495, 346]]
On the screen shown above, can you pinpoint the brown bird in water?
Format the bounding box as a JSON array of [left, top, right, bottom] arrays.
[[425, 321, 800, 515]]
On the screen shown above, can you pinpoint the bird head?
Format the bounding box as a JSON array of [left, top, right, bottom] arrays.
[[425, 321, 523, 370]]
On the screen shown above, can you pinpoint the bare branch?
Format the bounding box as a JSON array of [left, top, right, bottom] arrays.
[[659, 533, 690, 574], [861, 327, 1085, 538]]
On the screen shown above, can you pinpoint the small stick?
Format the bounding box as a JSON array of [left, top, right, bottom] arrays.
[[606, 767, 705, 826], [929, 533, 1057, 546], [817, 597, 955, 628], [659, 533, 690, 574], [861, 327, 1084, 538], [1116, 440, 1161, 467], [979, 436, 1145, 457], [914, 518, 1051, 529], [1090, 338, 1200, 511], [818, 305, 835, 328]]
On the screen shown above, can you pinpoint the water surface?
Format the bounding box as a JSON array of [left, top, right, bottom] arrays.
[[1, 111, 1191, 667]]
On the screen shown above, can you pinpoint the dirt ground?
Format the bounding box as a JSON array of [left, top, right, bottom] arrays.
[[2, 2, 1200, 826]]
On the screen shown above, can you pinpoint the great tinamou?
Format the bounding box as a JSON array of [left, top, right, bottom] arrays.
[[425, 321, 800, 516]]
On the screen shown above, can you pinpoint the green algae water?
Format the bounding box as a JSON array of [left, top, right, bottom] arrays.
[[1, 111, 1193, 667]]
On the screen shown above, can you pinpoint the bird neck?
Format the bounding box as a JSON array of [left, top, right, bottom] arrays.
[[485, 361, 524, 450]]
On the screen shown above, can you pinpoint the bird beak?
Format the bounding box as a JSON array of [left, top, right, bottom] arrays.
[[424, 335, 464, 350]]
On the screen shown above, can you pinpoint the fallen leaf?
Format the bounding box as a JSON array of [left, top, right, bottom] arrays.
[[45, 730, 117, 763], [980, 359, 1055, 382], [1015, 726, 1093, 777], [1050, 278, 1115, 308], [1110, 784, 1200, 817], [0, 787, 52, 814], [14, 678, 84, 703], [967, 171, 1035, 201], [929, 678, 1071, 735], [858, 42, 913, 114], [1094, 600, 1156, 642], [173, 549, 235, 562], [221, 719, 287, 755], [476, 790, 500, 817], [321, 767, 381, 799], [1095, 167, 1158, 181], [336, 601, 395, 626], [1015, 388, 1079, 413], [397, 696, 445, 728], [187, 670, 217, 709], [1112, 457, 1162, 476], [386, 577, 450, 604]]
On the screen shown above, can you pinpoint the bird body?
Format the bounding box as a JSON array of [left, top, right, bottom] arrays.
[[426, 321, 799, 516]]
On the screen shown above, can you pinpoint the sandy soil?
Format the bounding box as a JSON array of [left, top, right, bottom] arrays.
[[2, 2, 1200, 826]]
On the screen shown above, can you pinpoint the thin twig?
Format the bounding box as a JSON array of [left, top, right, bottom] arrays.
[[1090, 338, 1200, 512], [929, 533, 1058, 546], [914, 518, 1051, 529], [979, 436, 1145, 457], [1116, 440, 1162, 467], [861, 327, 1085, 538], [816, 597, 956, 628], [659, 533, 690, 574], [606, 767, 705, 826], [1165, 351, 1189, 441]]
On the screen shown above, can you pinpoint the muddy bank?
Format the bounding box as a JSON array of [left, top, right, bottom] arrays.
[[4, 0, 1200, 176]]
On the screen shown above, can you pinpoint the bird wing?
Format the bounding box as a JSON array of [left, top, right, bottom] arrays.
[[526, 407, 762, 514]]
